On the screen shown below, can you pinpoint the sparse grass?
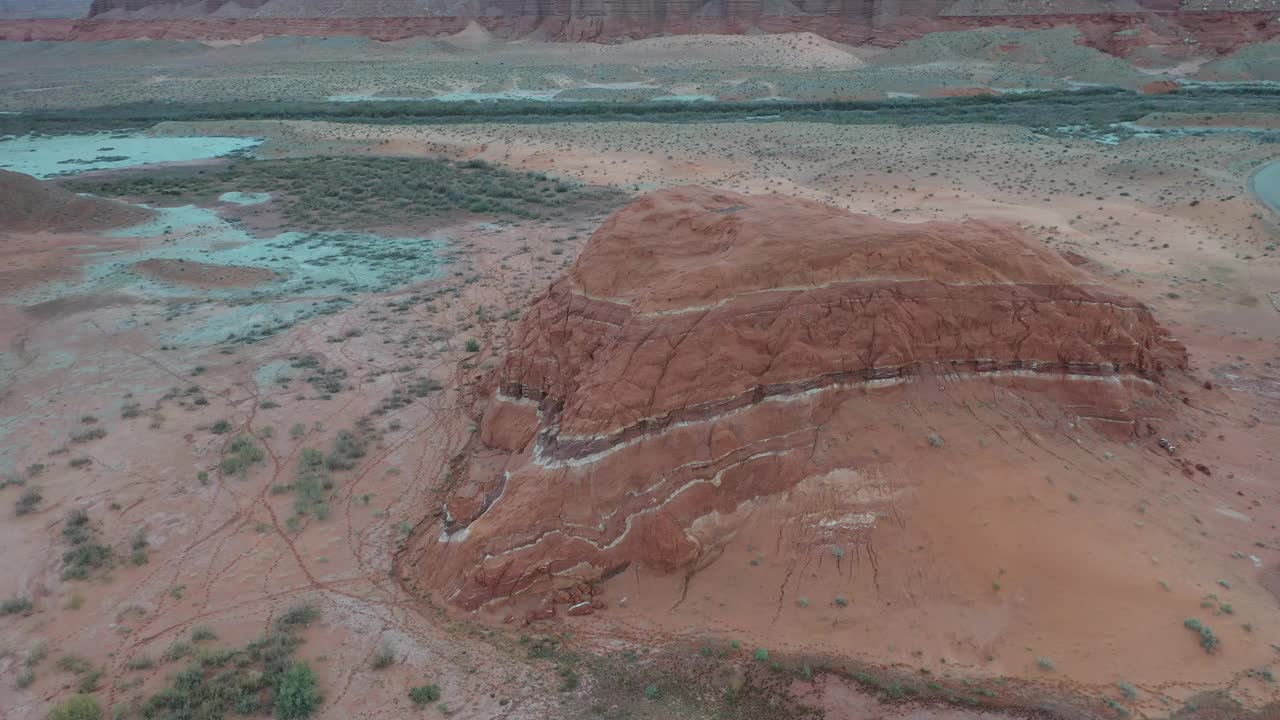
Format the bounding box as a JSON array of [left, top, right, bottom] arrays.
[[371, 642, 396, 670], [140, 604, 323, 720], [210, 419, 231, 434], [282, 425, 369, 523], [191, 626, 217, 643], [47, 694, 102, 720]]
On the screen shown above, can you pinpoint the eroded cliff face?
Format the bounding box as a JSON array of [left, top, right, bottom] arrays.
[[0, 0, 1241, 53], [407, 187, 1188, 615]]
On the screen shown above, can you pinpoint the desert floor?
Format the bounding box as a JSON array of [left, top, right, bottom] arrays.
[[2, 29, 1280, 720]]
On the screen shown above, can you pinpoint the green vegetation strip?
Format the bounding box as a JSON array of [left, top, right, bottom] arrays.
[[3, 87, 1280, 135], [65, 156, 625, 230]]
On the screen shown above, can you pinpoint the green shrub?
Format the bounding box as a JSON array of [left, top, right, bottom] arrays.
[[274, 662, 321, 719], [15, 487, 42, 516], [277, 602, 320, 629], [408, 683, 441, 705], [56, 654, 92, 674], [141, 606, 322, 720], [220, 436, 265, 477], [61, 543, 112, 580], [70, 427, 107, 444], [163, 642, 192, 662], [125, 655, 154, 671], [47, 694, 102, 720], [1, 596, 33, 615], [324, 430, 366, 472], [464, 339, 480, 353], [1185, 618, 1220, 653]]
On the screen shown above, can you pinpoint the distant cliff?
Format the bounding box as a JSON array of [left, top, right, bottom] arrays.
[[0, 0, 91, 18], [0, 0, 1272, 51]]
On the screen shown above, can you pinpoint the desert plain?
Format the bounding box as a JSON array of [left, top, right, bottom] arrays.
[[2, 12, 1280, 720]]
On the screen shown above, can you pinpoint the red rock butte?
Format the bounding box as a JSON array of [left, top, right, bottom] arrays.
[[409, 187, 1188, 613]]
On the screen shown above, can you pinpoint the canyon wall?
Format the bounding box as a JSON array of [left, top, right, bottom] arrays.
[[0, 0, 1272, 52]]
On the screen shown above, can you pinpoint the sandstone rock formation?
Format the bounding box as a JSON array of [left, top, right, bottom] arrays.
[[0, 0, 1272, 55], [0, 169, 152, 233], [407, 187, 1188, 613]]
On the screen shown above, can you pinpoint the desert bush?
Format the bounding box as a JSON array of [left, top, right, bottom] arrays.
[[1, 595, 33, 615], [15, 487, 42, 516], [275, 663, 321, 719], [70, 427, 107, 444], [290, 449, 332, 521], [141, 605, 322, 720], [220, 436, 265, 477], [276, 603, 320, 629], [48, 694, 102, 720], [324, 430, 366, 472], [371, 642, 396, 670], [163, 642, 193, 662], [1185, 618, 1220, 653], [126, 655, 154, 671], [408, 683, 441, 706], [61, 509, 112, 580]]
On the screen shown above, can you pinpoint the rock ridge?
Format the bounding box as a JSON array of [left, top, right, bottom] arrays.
[[407, 187, 1189, 613]]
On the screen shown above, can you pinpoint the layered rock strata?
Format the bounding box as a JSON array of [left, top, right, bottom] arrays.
[[413, 187, 1187, 612]]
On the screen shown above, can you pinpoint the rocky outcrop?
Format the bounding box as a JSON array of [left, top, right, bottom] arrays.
[[408, 187, 1188, 613], [0, 1, 1272, 55], [0, 170, 152, 233]]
